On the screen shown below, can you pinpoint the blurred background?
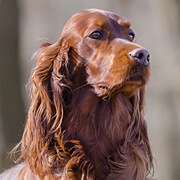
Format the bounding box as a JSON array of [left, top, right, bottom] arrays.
[[0, 0, 180, 179]]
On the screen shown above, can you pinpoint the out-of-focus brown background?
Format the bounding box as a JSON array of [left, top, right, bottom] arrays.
[[0, 0, 180, 179]]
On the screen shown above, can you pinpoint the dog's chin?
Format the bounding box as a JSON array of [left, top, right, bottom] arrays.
[[116, 81, 144, 98], [112, 75, 147, 98], [92, 73, 148, 99]]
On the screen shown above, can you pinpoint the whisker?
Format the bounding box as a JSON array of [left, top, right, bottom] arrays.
[[70, 83, 89, 93]]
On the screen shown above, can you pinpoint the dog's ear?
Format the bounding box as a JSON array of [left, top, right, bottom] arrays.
[[108, 88, 153, 179], [17, 40, 72, 177], [125, 88, 153, 178]]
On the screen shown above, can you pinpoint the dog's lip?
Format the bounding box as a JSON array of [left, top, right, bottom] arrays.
[[125, 73, 146, 83], [91, 83, 110, 97], [113, 73, 145, 87], [93, 73, 146, 97], [108, 73, 146, 95], [98, 84, 109, 90]]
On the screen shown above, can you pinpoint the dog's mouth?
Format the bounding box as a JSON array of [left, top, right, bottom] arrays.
[[93, 84, 110, 98], [115, 74, 147, 97], [94, 73, 147, 98], [125, 73, 146, 85]]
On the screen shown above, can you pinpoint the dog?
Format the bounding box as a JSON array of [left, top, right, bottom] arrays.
[[0, 9, 153, 180]]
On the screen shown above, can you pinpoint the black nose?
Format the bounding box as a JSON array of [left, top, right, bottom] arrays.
[[129, 48, 150, 66]]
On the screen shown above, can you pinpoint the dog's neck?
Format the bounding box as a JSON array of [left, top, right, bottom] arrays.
[[63, 86, 137, 178]]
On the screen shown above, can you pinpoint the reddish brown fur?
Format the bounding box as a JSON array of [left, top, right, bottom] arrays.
[[0, 9, 153, 180]]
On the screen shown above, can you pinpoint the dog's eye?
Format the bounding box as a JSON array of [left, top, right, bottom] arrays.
[[128, 33, 135, 42], [89, 31, 103, 40]]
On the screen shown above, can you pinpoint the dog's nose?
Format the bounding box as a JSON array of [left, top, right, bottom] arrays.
[[129, 48, 150, 66]]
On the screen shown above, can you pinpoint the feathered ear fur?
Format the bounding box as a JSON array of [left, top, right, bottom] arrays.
[[16, 40, 72, 177], [107, 88, 153, 180]]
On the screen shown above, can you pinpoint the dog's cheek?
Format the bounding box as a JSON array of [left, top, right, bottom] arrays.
[[77, 40, 94, 60]]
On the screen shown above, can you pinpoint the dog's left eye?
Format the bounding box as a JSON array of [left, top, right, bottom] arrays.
[[128, 33, 135, 42], [89, 31, 103, 40]]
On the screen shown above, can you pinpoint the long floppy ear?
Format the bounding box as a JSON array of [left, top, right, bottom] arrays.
[[126, 88, 154, 178], [108, 88, 154, 180], [17, 40, 71, 177]]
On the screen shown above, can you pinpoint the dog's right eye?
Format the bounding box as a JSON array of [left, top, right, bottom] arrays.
[[89, 31, 103, 40]]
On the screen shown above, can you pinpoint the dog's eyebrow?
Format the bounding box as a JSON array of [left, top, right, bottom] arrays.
[[106, 12, 131, 29], [118, 18, 131, 28]]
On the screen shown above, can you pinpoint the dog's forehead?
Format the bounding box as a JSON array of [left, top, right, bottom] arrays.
[[105, 12, 131, 28], [66, 9, 130, 29], [87, 9, 130, 26]]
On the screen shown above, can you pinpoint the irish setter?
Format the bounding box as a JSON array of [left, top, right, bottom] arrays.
[[0, 9, 153, 180]]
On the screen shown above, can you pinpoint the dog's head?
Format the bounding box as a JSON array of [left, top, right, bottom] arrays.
[[58, 9, 150, 98]]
